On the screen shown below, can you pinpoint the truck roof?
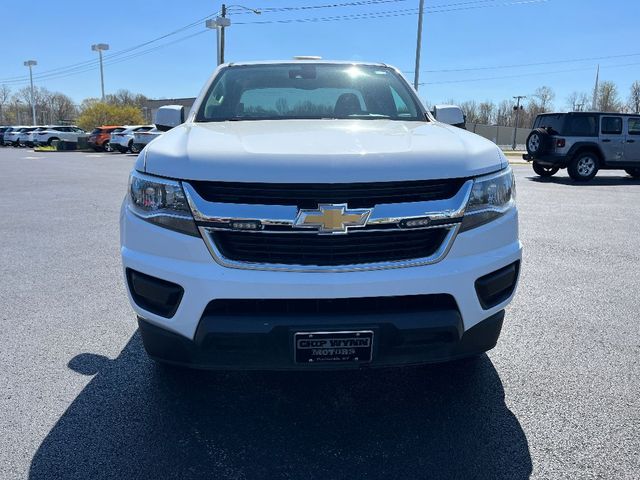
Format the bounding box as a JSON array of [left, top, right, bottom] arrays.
[[225, 59, 390, 68]]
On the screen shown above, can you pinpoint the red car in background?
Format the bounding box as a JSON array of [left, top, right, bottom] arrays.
[[88, 126, 124, 152]]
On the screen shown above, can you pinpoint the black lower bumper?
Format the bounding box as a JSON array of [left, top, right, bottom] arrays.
[[138, 308, 505, 371], [522, 153, 568, 167]]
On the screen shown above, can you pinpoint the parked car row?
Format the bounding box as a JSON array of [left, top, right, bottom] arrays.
[[0, 124, 163, 153], [1, 125, 87, 147]]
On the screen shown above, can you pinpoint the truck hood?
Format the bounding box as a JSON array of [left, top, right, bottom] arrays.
[[141, 120, 506, 183]]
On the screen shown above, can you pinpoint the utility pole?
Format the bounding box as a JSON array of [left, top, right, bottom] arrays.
[[23, 60, 37, 125], [591, 64, 600, 111], [220, 4, 227, 64], [91, 43, 110, 101], [206, 5, 258, 66], [512, 95, 526, 150], [413, 0, 425, 91]]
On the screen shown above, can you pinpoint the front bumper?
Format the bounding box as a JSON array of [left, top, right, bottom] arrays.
[[138, 309, 505, 370], [121, 197, 521, 369]]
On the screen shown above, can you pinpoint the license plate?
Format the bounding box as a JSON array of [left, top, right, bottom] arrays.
[[294, 330, 374, 364]]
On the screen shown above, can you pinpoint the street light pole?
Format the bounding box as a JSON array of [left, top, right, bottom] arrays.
[[23, 60, 37, 125], [91, 43, 110, 101], [512, 95, 526, 150], [413, 0, 425, 91]]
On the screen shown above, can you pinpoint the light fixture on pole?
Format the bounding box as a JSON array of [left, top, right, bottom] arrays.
[[205, 18, 230, 66], [206, 5, 260, 66], [23, 60, 37, 125], [91, 43, 110, 101]]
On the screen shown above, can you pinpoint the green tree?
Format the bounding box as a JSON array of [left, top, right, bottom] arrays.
[[76, 102, 145, 131]]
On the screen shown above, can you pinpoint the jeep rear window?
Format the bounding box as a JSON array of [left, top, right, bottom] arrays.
[[565, 115, 597, 136], [196, 64, 425, 122], [628, 118, 640, 135], [534, 114, 564, 134]]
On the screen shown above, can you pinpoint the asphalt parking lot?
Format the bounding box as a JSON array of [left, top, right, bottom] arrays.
[[1, 147, 639, 480]]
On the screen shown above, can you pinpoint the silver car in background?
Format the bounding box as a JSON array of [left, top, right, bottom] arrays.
[[110, 125, 154, 153], [132, 127, 163, 153]]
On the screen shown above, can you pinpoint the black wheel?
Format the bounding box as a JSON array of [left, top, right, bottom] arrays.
[[47, 137, 59, 147], [126, 140, 134, 153], [130, 143, 140, 154], [532, 161, 559, 177], [568, 152, 599, 181], [625, 168, 640, 178], [103, 141, 113, 152], [526, 128, 551, 157]]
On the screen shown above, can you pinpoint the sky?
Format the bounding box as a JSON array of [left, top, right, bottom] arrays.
[[1, 0, 638, 110]]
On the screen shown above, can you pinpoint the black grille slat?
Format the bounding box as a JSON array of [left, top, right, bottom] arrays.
[[190, 179, 465, 208], [203, 294, 458, 316], [212, 229, 449, 266]]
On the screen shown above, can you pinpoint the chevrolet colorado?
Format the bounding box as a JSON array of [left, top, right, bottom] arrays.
[[120, 60, 521, 369]]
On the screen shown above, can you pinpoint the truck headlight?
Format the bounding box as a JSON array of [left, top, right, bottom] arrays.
[[127, 170, 199, 236], [461, 167, 515, 231]]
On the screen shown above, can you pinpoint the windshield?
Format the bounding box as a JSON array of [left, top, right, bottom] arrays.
[[196, 63, 425, 122]]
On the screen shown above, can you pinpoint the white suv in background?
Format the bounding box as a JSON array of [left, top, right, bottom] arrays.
[[121, 60, 521, 370], [34, 125, 86, 146], [110, 125, 154, 153], [17, 127, 40, 147]]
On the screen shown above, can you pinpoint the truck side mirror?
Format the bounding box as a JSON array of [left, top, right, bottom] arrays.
[[432, 105, 466, 128], [155, 105, 185, 132]]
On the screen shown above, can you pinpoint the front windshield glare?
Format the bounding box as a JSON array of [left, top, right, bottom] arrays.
[[196, 64, 424, 122]]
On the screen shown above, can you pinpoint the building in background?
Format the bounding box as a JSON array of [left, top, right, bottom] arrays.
[[142, 97, 196, 123]]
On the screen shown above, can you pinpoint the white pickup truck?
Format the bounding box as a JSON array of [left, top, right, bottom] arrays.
[[120, 60, 521, 370]]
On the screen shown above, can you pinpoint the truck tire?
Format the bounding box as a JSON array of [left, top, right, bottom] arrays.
[[532, 161, 559, 177], [526, 128, 551, 157], [568, 152, 599, 181], [625, 168, 640, 178]]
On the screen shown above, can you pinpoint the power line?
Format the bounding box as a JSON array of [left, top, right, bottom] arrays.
[[0, 11, 219, 84], [418, 61, 640, 85], [233, 0, 546, 24], [243, 0, 408, 13], [406, 51, 640, 74], [3, 31, 209, 86], [0, 0, 547, 85]]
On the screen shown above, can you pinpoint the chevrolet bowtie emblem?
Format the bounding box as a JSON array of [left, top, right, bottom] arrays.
[[294, 204, 372, 234]]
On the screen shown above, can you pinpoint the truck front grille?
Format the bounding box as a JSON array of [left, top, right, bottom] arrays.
[[210, 228, 450, 266], [189, 178, 466, 209]]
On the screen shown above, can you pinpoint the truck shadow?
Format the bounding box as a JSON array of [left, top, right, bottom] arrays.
[[527, 175, 640, 186], [29, 333, 531, 480]]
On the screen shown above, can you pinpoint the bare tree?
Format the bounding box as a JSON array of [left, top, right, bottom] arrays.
[[105, 89, 148, 108], [459, 100, 479, 124], [47, 93, 77, 123], [628, 81, 640, 114], [0, 84, 11, 123], [528, 86, 555, 119], [495, 100, 513, 126], [478, 101, 495, 124], [597, 81, 621, 112], [565, 91, 590, 112]]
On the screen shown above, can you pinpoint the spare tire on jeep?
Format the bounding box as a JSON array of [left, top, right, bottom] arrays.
[[526, 128, 551, 157]]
